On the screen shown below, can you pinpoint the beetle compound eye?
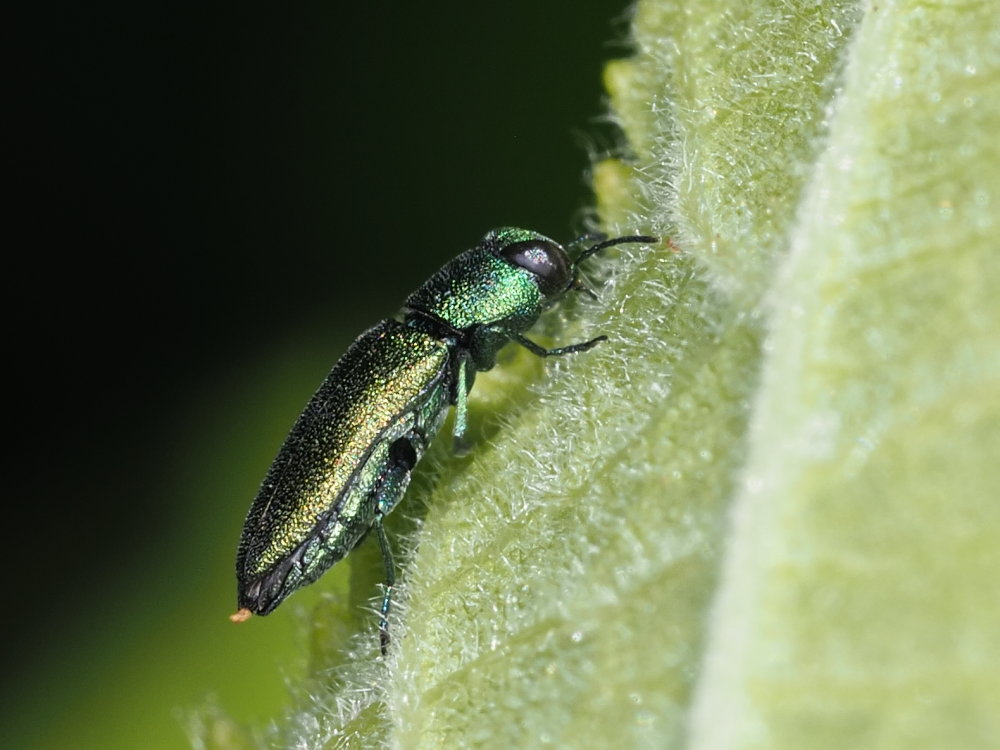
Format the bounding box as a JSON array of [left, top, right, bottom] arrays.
[[499, 239, 572, 296]]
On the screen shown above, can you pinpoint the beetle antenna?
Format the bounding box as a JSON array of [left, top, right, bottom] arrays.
[[574, 234, 659, 267], [565, 231, 607, 249]]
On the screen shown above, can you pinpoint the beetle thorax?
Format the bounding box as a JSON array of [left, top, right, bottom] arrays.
[[405, 246, 545, 334]]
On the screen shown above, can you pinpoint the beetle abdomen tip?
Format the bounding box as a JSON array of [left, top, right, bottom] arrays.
[[229, 608, 253, 624]]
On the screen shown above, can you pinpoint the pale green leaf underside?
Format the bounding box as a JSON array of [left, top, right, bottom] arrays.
[[199, 0, 1000, 748]]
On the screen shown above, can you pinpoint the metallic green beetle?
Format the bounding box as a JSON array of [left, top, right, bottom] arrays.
[[231, 227, 657, 653]]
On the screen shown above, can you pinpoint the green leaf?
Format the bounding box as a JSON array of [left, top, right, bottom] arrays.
[[198, 0, 1000, 747]]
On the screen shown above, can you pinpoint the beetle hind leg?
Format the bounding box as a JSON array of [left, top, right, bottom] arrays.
[[370, 432, 421, 655]]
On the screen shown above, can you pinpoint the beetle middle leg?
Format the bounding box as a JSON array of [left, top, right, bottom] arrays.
[[373, 513, 395, 656], [451, 352, 475, 455]]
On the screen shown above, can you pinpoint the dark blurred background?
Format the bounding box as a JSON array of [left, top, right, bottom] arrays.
[[6, 2, 632, 747]]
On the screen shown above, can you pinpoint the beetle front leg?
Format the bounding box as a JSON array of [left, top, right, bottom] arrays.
[[507, 331, 608, 357]]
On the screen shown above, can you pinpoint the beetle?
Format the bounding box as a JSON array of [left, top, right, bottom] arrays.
[[230, 227, 657, 653]]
